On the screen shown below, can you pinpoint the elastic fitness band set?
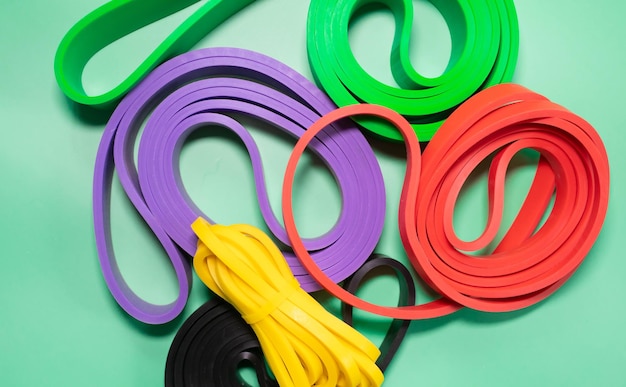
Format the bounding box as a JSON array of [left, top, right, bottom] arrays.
[[54, 0, 610, 386]]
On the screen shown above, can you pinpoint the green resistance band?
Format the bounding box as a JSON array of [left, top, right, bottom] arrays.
[[54, 0, 255, 109], [307, 0, 519, 141]]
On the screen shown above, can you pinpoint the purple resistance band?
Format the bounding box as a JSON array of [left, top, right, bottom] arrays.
[[93, 47, 386, 324]]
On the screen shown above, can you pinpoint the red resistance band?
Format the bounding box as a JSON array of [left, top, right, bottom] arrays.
[[283, 83, 610, 319]]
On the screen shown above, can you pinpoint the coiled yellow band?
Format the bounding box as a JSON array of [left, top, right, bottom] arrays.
[[192, 218, 384, 387]]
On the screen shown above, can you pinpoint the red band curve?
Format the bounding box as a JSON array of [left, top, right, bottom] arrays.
[[282, 83, 610, 319]]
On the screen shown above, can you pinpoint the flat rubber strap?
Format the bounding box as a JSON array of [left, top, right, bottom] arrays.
[[192, 219, 384, 387], [165, 254, 415, 386], [165, 298, 279, 387], [282, 84, 610, 319], [94, 47, 386, 324], [307, 0, 519, 141], [341, 254, 416, 372], [54, 0, 255, 109]]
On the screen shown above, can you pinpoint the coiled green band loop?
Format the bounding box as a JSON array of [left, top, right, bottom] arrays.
[[307, 0, 519, 141]]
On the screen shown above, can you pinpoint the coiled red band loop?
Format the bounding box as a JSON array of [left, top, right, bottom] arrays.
[[283, 84, 610, 319]]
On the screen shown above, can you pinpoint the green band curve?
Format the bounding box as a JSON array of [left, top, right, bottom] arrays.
[[54, 0, 255, 109], [307, 0, 519, 141]]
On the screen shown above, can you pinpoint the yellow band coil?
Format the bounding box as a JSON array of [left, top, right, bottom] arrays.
[[192, 218, 384, 387]]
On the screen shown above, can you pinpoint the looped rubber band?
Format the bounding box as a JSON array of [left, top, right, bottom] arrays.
[[192, 218, 384, 387], [54, 0, 255, 108], [307, 0, 519, 141], [165, 298, 279, 387], [282, 84, 610, 319], [165, 255, 417, 386], [341, 254, 416, 372], [94, 47, 386, 324]]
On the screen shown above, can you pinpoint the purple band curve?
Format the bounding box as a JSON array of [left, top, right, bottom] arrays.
[[93, 47, 386, 324]]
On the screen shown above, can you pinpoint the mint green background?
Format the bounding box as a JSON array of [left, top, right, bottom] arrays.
[[1, 1, 625, 386]]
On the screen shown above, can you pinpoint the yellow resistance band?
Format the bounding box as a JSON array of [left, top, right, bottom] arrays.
[[192, 218, 383, 387]]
